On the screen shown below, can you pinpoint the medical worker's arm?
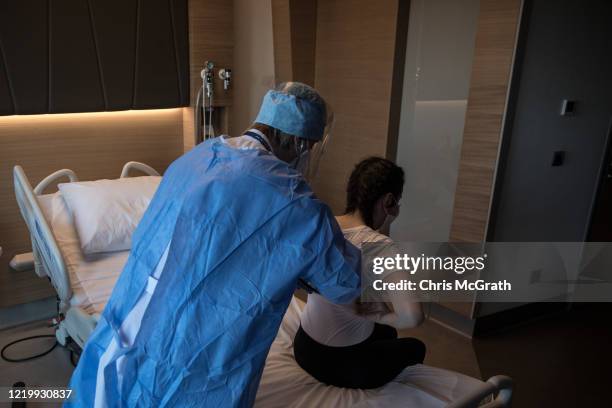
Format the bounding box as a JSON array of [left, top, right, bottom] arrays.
[[301, 209, 361, 304]]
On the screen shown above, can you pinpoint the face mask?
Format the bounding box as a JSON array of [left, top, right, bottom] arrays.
[[378, 212, 397, 233], [377, 196, 400, 233]]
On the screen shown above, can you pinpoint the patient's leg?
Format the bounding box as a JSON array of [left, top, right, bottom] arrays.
[[357, 325, 426, 388], [294, 323, 426, 389]]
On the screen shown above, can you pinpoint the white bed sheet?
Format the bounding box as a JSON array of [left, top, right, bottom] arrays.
[[38, 192, 127, 315], [256, 298, 487, 407]]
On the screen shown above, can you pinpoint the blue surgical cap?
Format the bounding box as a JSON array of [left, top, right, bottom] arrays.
[[255, 90, 326, 141]]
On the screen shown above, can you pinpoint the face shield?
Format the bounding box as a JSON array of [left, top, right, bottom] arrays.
[[291, 111, 334, 182], [255, 84, 333, 181]]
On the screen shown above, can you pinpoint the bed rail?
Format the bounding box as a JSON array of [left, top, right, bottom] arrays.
[[34, 168, 78, 194], [13, 162, 160, 314], [120, 161, 160, 178], [447, 375, 513, 408], [13, 166, 75, 312]]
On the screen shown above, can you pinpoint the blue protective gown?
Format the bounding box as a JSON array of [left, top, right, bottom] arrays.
[[66, 137, 361, 407]]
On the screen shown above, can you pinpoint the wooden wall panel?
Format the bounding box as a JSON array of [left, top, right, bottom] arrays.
[[449, 0, 522, 243], [0, 0, 189, 115], [232, 0, 275, 133], [182, 0, 234, 151], [289, 0, 318, 86], [271, 0, 317, 86], [0, 109, 182, 307], [312, 0, 405, 213], [271, 0, 293, 84]]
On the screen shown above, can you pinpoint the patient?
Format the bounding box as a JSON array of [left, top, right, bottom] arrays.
[[294, 157, 425, 389]]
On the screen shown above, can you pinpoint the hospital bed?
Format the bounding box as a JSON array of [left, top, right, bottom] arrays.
[[13, 164, 513, 407], [255, 297, 512, 407], [13, 162, 159, 347]]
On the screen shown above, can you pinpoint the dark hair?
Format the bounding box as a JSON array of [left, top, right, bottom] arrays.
[[345, 157, 405, 228]]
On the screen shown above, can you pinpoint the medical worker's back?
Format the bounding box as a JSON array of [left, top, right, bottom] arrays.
[[67, 138, 360, 407]]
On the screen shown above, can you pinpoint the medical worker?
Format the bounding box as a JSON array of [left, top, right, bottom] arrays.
[[67, 82, 361, 407]]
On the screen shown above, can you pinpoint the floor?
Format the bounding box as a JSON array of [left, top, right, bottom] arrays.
[[0, 297, 56, 331], [0, 320, 74, 408], [472, 304, 612, 408], [400, 319, 482, 379], [1, 305, 610, 408]]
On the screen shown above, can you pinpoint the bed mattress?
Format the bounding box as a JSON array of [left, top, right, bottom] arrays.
[[255, 298, 487, 407], [37, 192, 127, 314]]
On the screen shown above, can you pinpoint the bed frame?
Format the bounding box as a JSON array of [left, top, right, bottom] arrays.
[[13, 162, 159, 347], [451, 375, 513, 407]]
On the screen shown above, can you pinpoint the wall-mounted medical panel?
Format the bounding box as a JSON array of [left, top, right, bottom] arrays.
[[0, 0, 189, 115]]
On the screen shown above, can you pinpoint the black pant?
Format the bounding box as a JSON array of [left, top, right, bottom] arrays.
[[293, 324, 426, 389]]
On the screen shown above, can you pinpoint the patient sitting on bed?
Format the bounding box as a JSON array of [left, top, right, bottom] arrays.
[[294, 157, 425, 389]]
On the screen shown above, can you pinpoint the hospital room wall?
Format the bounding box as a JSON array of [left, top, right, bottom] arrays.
[[449, 0, 523, 244], [271, 0, 317, 86], [439, 0, 523, 322], [267, 0, 409, 212], [0, 109, 183, 308], [182, 0, 234, 151], [182, 0, 276, 141], [392, 0, 523, 326], [232, 0, 276, 133], [0, 0, 237, 309], [310, 0, 410, 212], [388, 0, 524, 248], [391, 0, 480, 242], [268, 0, 522, 243]]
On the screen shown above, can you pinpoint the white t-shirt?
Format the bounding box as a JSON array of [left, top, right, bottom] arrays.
[[300, 225, 391, 347]]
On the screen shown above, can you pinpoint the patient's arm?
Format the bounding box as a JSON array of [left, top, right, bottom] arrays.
[[358, 270, 424, 329]]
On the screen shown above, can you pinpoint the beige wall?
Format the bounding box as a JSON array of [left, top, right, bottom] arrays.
[[450, 0, 523, 244], [232, 0, 276, 134], [0, 109, 183, 307], [182, 0, 272, 148], [313, 0, 408, 213], [269, 0, 408, 213], [271, 0, 317, 86]]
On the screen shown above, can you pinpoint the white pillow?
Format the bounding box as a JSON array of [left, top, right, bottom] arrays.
[[58, 176, 161, 254]]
